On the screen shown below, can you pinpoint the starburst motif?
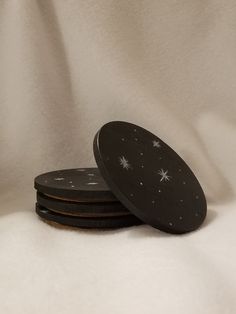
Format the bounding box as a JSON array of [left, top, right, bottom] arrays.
[[54, 177, 65, 181], [152, 140, 161, 148], [119, 156, 131, 170], [158, 169, 171, 182]]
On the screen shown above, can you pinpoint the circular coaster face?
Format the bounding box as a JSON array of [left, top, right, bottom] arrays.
[[35, 203, 143, 229], [37, 192, 130, 217], [34, 168, 117, 202], [93, 121, 207, 234]]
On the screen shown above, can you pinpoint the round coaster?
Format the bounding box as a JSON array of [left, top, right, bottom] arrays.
[[35, 203, 143, 229], [37, 192, 130, 217], [34, 168, 117, 202], [93, 121, 207, 234]]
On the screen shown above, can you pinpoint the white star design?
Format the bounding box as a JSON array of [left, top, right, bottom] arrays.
[[119, 156, 131, 170], [158, 169, 171, 182], [153, 140, 161, 148], [54, 177, 65, 181]]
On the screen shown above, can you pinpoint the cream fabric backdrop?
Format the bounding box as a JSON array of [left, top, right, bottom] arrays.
[[0, 1, 236, 313]]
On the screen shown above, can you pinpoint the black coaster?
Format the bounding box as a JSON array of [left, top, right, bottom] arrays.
[[34, 168, 117, 202], [35, 203, 143, 229], [37, 192, 130, 217], [93, 121, 207, 234]]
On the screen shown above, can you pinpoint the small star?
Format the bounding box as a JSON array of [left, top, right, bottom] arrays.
[[121, 138, 125, 142], [119, 156, 131, 170], [169, 222, 173, 226], [130, 193, 134, 197], [140, 152, 144, 156], [71, 185, 75, 188], [54, 177, 65, 181], [141, 164, 144, 168], [152, 200, 155, 204], [152, 140, 161, 148], [183, 181, 186, 185], [179, 216, 183, 220], [140, 182, 144, 186], [158, 189, 161, 193], [180, 199, 184, 203], [158, 169, 171, 182]]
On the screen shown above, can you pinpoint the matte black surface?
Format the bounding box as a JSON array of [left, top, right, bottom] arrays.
[[34, 168, 117, 202], [37, 192, 130, 217], [35, 203, 143, 229], [93, 121, 207, 234]]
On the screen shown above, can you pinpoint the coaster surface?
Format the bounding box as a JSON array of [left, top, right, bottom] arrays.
[[93, 121, 207, 234], [34, 168, 117, 202], [35, 203, 142, 229], [37, 192, 130, 217]]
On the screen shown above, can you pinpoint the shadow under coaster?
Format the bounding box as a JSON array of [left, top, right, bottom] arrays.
[[35, 203, 143, 229]]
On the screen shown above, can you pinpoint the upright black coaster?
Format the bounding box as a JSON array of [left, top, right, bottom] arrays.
[[93, 121, 207, 234], [37, 192, 130, 217], [35, 203, 143, 229], [34, 168, 117, 202]]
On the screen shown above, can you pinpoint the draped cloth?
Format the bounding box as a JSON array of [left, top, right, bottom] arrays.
[[0, 1, 235, 313]]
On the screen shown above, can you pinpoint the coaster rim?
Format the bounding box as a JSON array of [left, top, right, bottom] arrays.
[[35, 203, 143, 229], [37, 192, 130, 217]]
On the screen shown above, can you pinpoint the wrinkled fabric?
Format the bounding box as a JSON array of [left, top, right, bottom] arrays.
[[0, 1, 235, 313]]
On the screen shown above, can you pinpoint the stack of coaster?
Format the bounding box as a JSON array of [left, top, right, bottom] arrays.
[[34, 168, 143, 229], [34, 121, 207, 233]]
